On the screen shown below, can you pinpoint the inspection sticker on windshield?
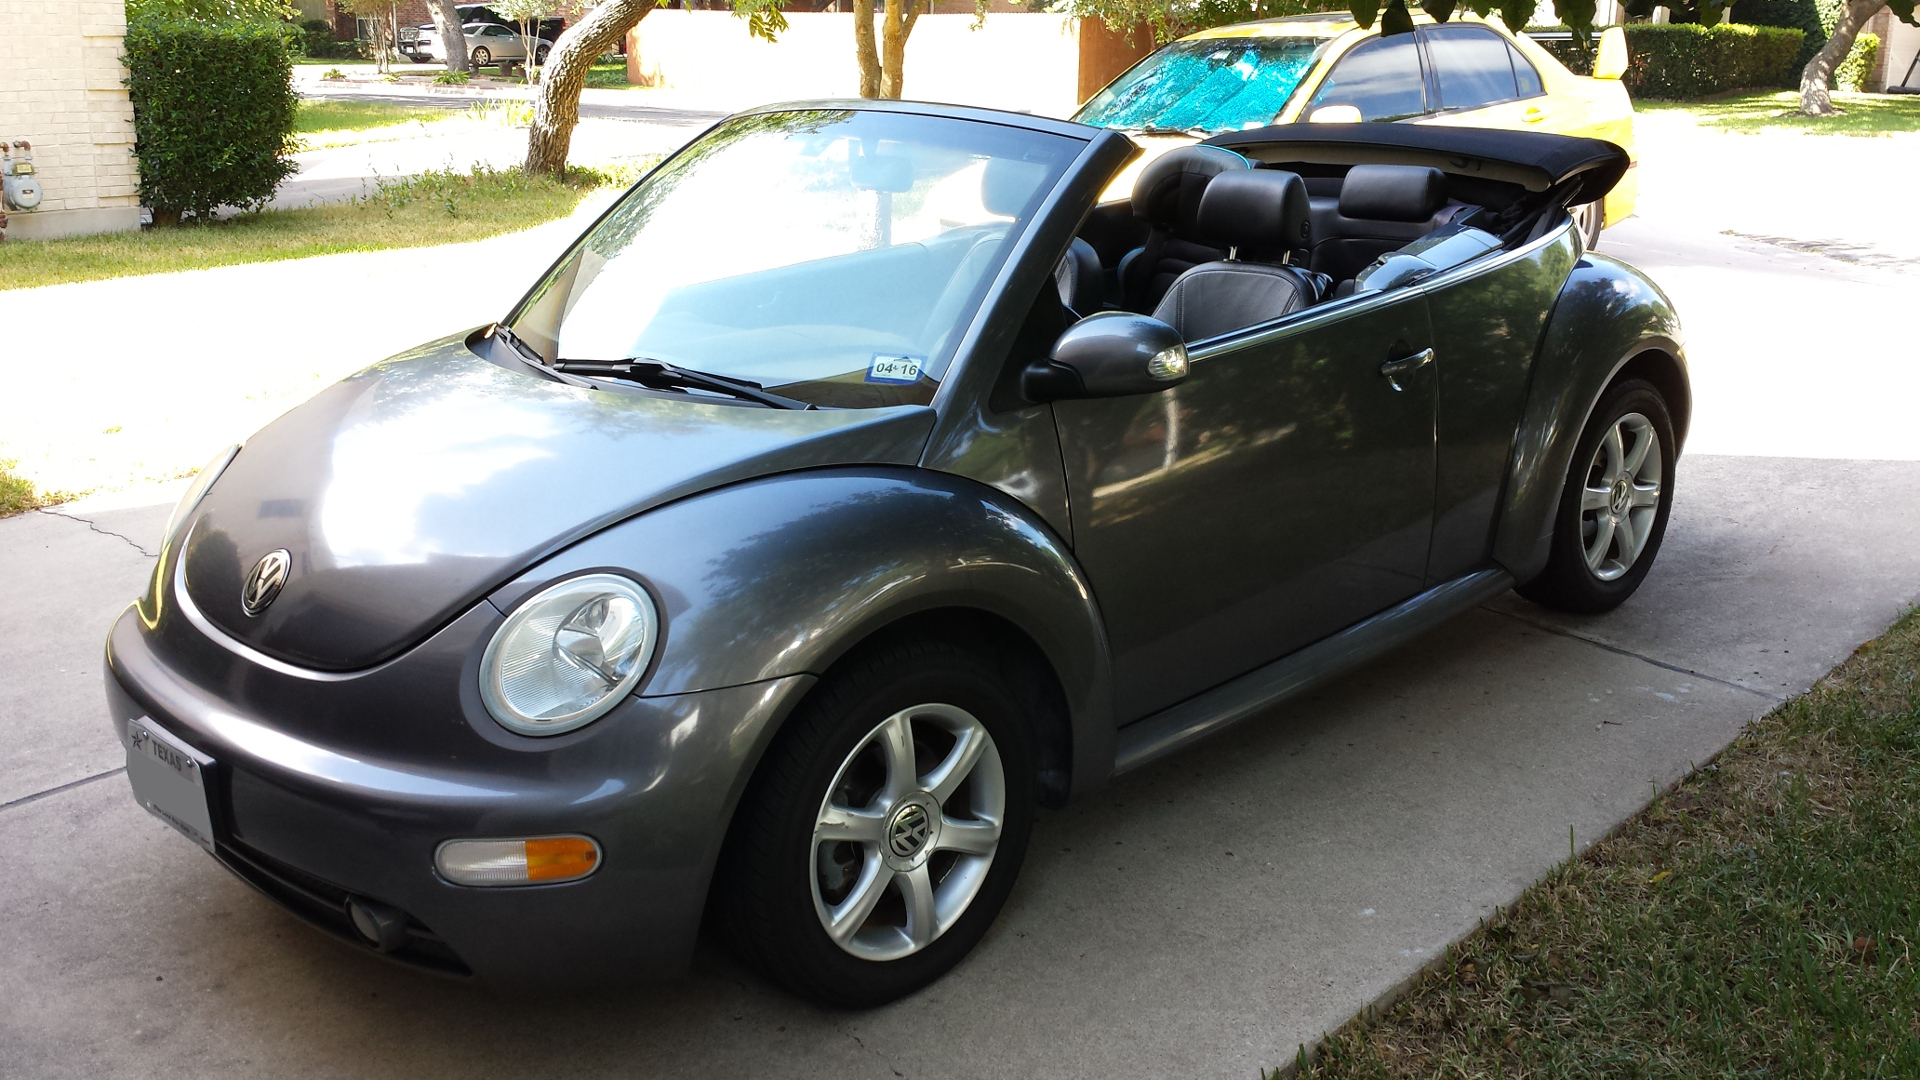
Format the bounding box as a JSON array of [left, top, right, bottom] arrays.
[[867, 353, 925, 385]]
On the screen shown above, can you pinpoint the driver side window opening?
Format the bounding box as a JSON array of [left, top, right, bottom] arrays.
[[1305, 34, 1429, 123]]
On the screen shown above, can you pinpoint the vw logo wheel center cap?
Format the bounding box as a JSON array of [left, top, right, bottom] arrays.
[[884, 795, 940, 870]]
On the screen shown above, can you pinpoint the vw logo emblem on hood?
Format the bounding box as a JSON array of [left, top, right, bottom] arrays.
[[241, 549, 292, 617]]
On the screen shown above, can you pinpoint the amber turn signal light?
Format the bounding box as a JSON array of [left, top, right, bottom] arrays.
[[435, 835, 602, 887]]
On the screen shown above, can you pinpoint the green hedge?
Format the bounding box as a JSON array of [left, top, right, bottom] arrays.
[[124, 17, 299, 222], [1730, 0, 1826, 69], [1836, 31, 1879, 89], [1536, 23, 1804, 99]]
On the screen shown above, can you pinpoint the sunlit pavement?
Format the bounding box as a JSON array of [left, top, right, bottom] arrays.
[[4, 123, 1920, 1080]]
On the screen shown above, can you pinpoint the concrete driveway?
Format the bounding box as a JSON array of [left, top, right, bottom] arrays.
[[6, 131, 1920, 1077]]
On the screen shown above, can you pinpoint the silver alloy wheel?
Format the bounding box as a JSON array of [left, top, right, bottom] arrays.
[[811, 703, 1005, 962], [1579, 411, 1662, 582], [1570, 201, 1603, 250]]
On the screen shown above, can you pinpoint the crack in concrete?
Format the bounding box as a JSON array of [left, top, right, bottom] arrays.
[[36, 508, 159, 559], [1, 767, 126, 814], [846, 1032, 905, 1078], [1483, 606, 1786, 704]]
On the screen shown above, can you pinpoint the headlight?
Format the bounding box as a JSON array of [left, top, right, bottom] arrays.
[[479, 573, 658, 736], [162, 444, 240, 552]]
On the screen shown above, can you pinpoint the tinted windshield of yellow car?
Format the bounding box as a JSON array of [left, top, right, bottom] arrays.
[[507, 110, 1078, 408], [1075, 35, 1335, 134]]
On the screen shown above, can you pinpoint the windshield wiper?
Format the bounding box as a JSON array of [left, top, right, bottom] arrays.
[[551, 358, 816, 411]]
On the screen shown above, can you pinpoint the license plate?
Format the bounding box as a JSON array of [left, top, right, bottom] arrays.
[[125, 717, 216, 852]]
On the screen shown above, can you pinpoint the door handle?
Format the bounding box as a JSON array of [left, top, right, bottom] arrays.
[[1380, 348, 1433, 391], [1523, 106, 1546, 124]]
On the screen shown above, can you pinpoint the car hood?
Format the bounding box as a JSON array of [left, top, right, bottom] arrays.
[[178, 334, 937, 672]]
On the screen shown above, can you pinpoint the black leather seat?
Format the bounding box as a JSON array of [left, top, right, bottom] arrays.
[[1054, 237, 1103, 318], [1150, 169, 1326, 343], [1118, 145, 1249, 313], [1308, 164, 1456, 284]]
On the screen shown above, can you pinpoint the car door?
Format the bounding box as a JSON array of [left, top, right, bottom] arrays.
[[1299, 32, 1431, 123], [1418, 225, 1582, 586], [1416, 23, 1571, 133], [1053, 293, 1437, 724]]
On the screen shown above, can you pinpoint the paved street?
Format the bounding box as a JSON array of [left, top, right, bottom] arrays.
[[5, 117, 1920, 1077]]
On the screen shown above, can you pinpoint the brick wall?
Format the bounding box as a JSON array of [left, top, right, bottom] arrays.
[[0, 0, 141, 237]]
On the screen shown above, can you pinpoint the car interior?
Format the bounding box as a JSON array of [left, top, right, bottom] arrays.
[[1056, 144, 1564, 344]]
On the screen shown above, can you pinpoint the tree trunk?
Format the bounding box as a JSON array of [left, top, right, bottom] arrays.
[[855, 0, 882, 97], [1800, 0, 1882, 115], [526, 0, 656, 176], [427, 0, 470, 73], [878, 0, 917, 99]]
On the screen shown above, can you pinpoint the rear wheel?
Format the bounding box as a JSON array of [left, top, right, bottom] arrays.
[[716, 637, 1035, 1007], [470, 45, 491, 67], [1570, 200, 1604, 250], [1518, 378, 1675, 614]]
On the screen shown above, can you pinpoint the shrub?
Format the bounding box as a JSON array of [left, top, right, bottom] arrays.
[[1534, 23, 1804, 98], [296, 16, 361, 59], [1730, 0, 1826, 69], [1836, 31, 1879, 90], [124, 17, 300, 222]]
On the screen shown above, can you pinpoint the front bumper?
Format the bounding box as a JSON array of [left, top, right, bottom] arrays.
[[105, 600, 810, 989]]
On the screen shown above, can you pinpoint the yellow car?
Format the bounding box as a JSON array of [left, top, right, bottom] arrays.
[[1073, 13, 1635, 244]]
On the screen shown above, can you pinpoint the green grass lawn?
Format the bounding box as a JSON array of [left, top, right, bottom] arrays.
[[1641, 90, 1920, 135], [587, 60, 637, 89], [296, 98, 449, 135], [0, 167, 607, 293], [1295, 608, 1920, 1078]]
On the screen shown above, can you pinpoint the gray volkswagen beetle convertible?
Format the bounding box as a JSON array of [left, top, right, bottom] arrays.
[[105, 99, 1686, 1006]]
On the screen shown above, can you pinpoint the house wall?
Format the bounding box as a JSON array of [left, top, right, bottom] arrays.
[[625, 10, 1097, 117], [0, 0, 141, 241], [1866, 7, 1920, 91]]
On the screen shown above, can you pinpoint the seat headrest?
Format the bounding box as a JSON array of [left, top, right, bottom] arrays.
[[1194, 169, 1311, 256], [1338, 164, 1447, 223], [1131, 145, 1248, 230], [983, 157, 1050, 217]]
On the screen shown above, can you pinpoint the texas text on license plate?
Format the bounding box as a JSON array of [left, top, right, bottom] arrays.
[[125, 717, 217, 852]]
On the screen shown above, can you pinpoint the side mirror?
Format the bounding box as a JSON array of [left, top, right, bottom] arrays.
[[1592, 27, 1628, 81], [1023, 312, 1189, 403]]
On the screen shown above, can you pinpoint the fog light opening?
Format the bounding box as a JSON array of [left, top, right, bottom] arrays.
[[347, 897, 409, 952], [435, 835, 601, 887]]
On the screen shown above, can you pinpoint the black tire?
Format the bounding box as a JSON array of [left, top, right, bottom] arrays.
[[715, 636, 1037, 1007], [534, 44, 550, 65], [470, 46, 491, 67], [1518, 378, 1676, 614]]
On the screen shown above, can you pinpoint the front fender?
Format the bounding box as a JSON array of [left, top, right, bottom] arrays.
[[489, 466, 1116, 796], [1493, 253, 1689, 584]]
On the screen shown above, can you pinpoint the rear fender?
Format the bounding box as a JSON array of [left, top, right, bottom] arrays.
[[1493, 253, 1689, 585]]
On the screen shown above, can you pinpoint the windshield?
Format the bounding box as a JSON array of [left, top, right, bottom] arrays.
[[508, 109, 1081, 409], [1073, 34, 1336, 134]]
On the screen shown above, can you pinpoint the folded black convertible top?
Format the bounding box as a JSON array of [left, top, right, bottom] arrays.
[[1202, 124, 1629, 206]]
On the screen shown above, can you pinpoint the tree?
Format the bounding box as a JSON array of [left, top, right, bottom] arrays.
[[525, 0, 782, 176], [1798, 0, 1916, 114], [336, 0, 400, 72], [855, 0, 918, 98], [495, 0, 552, 83], [527, 0, 656, 175], [426, 0, 472, 74]]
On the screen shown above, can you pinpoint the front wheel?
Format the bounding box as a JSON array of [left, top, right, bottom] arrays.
[[1517, 378, 1675, 614], [534, 43, 551, 65], [469, 46, 491, 67], [715, 637, 1036, 1007]]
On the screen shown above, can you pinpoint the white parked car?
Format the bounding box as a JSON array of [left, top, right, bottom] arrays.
[[408, 21, 548, 68]]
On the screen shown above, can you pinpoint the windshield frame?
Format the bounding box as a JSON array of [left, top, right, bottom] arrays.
[[499, 103, 1092, 411]]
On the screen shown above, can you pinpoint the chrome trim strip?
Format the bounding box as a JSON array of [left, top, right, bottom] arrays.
[[1112, 567, 1515, 775], [171, 521, 371, 683]]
